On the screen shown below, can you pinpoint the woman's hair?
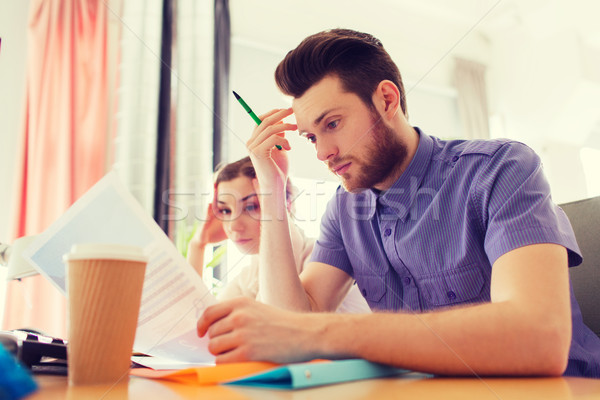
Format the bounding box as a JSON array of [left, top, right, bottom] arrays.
[[214, 156, 296, 211], [214, 156, 256, 186], [275, 28, 407, 117]]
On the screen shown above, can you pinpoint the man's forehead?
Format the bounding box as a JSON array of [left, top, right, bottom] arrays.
[[292, 76, 346, 129], [291, 90, 327, 119]]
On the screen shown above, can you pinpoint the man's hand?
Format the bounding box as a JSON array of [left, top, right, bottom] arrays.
[[246, 108, 297, 194], [197, 297, 319, 364]]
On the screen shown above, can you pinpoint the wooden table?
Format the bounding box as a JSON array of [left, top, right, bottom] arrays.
[[29, 372, 600, 399]]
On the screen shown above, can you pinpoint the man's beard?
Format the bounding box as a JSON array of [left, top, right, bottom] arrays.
[[331, 110, 407, 193]]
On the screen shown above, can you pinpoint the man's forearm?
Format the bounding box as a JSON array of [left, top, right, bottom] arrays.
[[304, 301, 570, 376], [257, 188, 312, 311]]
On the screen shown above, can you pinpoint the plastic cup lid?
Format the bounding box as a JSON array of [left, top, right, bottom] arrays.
[[63, 243, 147, 263]]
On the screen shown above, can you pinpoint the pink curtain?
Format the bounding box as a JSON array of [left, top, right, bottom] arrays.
[[3, 0, 109, 338]]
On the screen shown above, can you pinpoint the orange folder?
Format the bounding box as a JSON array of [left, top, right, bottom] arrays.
[[130, 361, 280, 385]]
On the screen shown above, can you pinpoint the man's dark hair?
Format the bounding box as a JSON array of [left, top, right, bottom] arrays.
[[275, 29, 407, 117]]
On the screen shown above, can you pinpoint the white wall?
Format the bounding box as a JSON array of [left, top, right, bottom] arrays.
[[0, 0, 30, 322], [0, 1, 29, 243], [487, 16, 600, 203]]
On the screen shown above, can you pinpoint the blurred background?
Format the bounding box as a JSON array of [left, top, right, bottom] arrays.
[[1, 0, 599, 334]]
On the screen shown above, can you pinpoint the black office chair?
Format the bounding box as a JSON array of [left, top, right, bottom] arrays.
[[559, 196, 600, 338]]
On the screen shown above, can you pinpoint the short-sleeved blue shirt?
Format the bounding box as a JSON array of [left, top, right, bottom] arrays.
[[311, 128, 600, 377]]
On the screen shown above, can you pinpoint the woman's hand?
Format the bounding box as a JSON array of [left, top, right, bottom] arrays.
[[187, 203, 227, 276], [192, 203, 228, 248]]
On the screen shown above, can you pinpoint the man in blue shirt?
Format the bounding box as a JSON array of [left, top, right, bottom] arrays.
[[198, 29, 600, 377]]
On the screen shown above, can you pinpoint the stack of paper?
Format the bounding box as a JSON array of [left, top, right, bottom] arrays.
[[22, 172, 217, 366]]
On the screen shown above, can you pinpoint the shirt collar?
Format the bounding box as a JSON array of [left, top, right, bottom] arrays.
[[362, 127, 434, 221]]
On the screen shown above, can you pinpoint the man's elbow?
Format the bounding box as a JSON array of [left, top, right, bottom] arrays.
[[532, 319, 571, 376]]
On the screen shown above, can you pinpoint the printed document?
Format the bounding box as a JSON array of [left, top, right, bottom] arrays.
[[22, 171, 216, 365]]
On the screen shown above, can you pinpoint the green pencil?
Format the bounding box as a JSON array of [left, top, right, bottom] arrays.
[[233, 91, 282, 150]]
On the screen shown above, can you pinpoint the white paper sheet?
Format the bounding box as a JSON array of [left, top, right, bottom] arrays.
[[22, 171, 217, 365], [131, 355, 214, 370]]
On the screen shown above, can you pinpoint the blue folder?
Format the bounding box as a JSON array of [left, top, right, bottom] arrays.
[[224, 359, 409, 389]]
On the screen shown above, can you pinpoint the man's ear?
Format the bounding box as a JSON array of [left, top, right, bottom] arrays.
[[373, 80, 400, 121]]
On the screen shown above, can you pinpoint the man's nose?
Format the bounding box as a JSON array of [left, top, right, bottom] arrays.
[[316, 138, 338, 162]]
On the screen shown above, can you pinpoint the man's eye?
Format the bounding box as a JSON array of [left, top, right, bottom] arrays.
[[218, 208, 231, 215], [305, 134, 316, 143], [327, 120, 339, 129]]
